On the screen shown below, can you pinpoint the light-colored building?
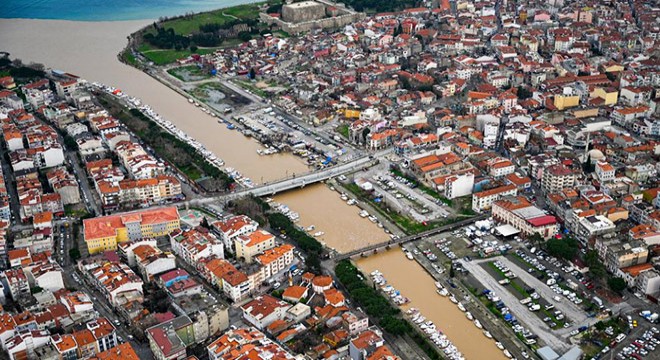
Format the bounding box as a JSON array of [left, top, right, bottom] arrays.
[[83, 207, 180, 254], [241, 295, 292, 330], [472, 184, 518, 212], [444, 172, 474, 199], [212, 215, 258, 253], [492, 196, 559, 239], [207, 328, 295, 360], [542, 164, 576, 194], [234, 230, 275, 264]]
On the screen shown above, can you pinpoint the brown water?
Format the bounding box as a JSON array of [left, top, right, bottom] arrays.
[[1, 19, 503, 358], [274, 183, 389, 253], [0, 19, 308, 183], [358, 251, 507, 360]]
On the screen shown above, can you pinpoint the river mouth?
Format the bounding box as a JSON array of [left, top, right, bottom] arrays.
[[1, 17, 506, 360]]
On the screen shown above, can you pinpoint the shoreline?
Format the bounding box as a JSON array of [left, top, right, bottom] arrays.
[[0, 0, 263, 22]]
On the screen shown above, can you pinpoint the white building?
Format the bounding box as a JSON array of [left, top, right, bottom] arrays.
[[595, 161, 615, 182], [444, 173, 474, 199], [472, 184, 518, 212], [241, 295, 292, 330]]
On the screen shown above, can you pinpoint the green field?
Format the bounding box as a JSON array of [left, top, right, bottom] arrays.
[[167, 65, 212, 81], [159, 3, 261, 35], [142, 48, 217, 65]]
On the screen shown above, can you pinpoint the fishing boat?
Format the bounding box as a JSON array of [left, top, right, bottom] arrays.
[[313, 231, 325, 237], [503, 350, 512, 358], [483, 331, 493, 338], [474, 320, 482, 329], [457, 302, 466, 312], [435, 282, 443, 289], [368, 216, 378, 223], [495, 342, 504, 350], [359, 210, 369, 218], [306, 225, 315, 231], [449, 295, 458, 304], [466, 312, 474, 320], [405, 251, 414, 260]]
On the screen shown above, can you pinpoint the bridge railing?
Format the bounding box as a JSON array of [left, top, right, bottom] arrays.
[[333, 214, 487, 261]]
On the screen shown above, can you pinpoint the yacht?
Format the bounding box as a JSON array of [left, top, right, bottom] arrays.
[[313, 231, 325, 237], [359, 210, 369, 218], [496, 342, 504, 350], [449, 295, 458, 304], [474, 320, 482, 329], [483, 331, 492, 338], [466, 312, 473, 320], [457, 303, 466, 312]]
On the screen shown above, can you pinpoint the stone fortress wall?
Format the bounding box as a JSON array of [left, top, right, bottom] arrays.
[[260, 0, 365, 35]]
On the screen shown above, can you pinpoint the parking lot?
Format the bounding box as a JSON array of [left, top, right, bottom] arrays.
[[609, 326, 660, 360]]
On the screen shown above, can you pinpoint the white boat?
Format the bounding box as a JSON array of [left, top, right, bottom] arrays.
[[313, 231, 324, 237], [466, 312, 474, 320], [188, 98, 194, 103], [474, 320, 482, 329], [306, 225, 315, 231], [340, 194, 348, 201], [405, 252, 414, 260], [438, 288, 449, 296], [496, 342, 504, 350], [435, 282, 443, 289], [503, 350, 512, 358], [457, 303, 466, 312], [347, 199, 357, 205], [368, 216, 378, 223], [449, 295, 458, 304], [359, 210, 369, 218], [483, 331, 492, 338]]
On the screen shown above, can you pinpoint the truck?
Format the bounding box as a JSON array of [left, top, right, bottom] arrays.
[[592, 296, 604, 309]]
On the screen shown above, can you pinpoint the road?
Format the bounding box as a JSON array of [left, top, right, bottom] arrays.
[[187, 151, 389, 206], [459, 258, 572, 353]]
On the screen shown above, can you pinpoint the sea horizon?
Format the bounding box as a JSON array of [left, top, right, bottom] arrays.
[[0, 0, 260, 22]]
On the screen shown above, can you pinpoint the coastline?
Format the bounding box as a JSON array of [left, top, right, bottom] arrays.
[[0, 0, 261, 22]]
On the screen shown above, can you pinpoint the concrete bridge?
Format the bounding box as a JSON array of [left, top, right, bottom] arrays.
[[333, 214, 488, 261], [185, 149, 391, 207]]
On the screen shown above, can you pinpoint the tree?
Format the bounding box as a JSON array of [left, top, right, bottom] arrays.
[[517, 86, 533, 100], [361, 128, 371, 143], [190, 45, 198, 53], [69, 248, 81, 261], [583, 154, 595, 173], [585, 250, 606, 279], [608, 276, 627, 293], [393, 24, 403, 37], [248, 68, 256, 80], [546, 237, 578, 261]]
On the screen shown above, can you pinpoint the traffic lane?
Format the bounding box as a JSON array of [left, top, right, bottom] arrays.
[[65, 269, 151, 354]]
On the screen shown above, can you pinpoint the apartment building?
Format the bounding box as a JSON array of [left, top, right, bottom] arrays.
[[542, 164, 576, 194], [83, 207, 180, 254], [472, 184, 518, 212], [170, 228, 224, 272], [234, 230, 275, 264], [211, 215, 258, 252]]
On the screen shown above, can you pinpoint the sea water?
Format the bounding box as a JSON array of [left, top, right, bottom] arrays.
[[0, 0, 258, 21]]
